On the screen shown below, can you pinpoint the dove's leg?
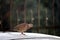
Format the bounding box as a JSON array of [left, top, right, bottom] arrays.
[[21, 32, 25, 35]]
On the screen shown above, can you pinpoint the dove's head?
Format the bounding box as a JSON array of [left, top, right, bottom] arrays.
[[28, 24, 33, 29]]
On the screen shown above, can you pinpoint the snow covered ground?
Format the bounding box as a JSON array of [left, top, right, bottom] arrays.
[[0, 32, 60, 40]]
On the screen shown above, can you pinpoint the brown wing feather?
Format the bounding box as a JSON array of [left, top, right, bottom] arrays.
[[14, 23, 33, 32]]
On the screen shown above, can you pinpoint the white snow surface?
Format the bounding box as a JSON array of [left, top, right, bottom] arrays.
[[0, 32, 60, 40]]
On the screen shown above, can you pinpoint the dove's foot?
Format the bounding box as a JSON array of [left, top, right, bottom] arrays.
[[22, 33, 26, 35], [21, 32, 26, 35]]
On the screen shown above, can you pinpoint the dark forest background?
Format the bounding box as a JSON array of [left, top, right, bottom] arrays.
[[0, 0, 60, 36]]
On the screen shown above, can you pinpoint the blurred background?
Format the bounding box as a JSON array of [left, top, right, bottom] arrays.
[[0, 0, 60, 36]]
